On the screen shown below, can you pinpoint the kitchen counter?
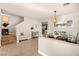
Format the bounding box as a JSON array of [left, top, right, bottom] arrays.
[[38, 37, 79, 56]]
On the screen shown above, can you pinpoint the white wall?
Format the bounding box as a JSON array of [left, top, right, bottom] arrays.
[[16, 17, 42, 40]]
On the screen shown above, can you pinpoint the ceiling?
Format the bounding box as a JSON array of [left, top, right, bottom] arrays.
[[0, 3, 79, 20]]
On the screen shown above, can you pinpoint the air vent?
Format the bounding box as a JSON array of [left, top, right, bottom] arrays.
[[63, 3, 70, 6]]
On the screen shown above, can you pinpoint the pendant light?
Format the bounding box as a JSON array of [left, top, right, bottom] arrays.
[[53, 10, 57, 26]]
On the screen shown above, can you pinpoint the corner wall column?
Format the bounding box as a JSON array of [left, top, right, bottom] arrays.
[[0, 9, 2, 47], [0, 36, 1, 47]]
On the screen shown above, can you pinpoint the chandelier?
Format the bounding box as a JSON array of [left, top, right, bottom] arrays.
[[53, 11, 57, 26]]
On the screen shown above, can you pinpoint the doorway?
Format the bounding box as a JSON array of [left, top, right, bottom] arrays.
[[42, 22, 48, 37]]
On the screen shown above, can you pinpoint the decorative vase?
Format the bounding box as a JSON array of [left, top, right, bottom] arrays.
[[2, 23, 9, 27]]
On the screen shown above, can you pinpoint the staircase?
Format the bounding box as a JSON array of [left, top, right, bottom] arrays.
[[1, 34, 16, 45]]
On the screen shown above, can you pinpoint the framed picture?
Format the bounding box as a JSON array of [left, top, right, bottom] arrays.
[[2, 16, 9, 23]]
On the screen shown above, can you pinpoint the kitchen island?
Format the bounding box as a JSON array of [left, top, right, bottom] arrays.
[[38, 37, 79, 56]]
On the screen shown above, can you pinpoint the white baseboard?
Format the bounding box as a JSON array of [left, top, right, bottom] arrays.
[[38, 50, 48, 56]]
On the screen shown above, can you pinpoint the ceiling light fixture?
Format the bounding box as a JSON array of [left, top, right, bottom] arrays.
[[53, 10, 57, 26], [54, 10, 57, 23]]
